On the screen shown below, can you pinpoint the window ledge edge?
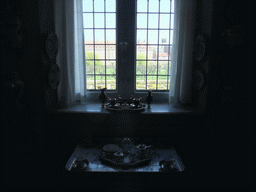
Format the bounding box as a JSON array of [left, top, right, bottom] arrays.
[[51, 101, 202, 114]]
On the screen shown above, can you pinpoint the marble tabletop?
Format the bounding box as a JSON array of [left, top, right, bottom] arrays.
[[65, 145, 185, 172]]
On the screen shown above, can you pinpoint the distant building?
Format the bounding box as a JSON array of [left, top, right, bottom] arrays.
[[85, 40, 171, 60]]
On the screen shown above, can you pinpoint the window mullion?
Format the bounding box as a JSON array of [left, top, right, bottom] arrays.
[[167, 0, 172, 90], [157, 0, 160, 90], [93, 0, 96, 90], [146, 0, 149, 90], [104, 0, 106, 89]]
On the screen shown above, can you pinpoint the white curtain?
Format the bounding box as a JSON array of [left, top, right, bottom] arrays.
[[169, 0, 196, 104], [54, 0, 86, 108]]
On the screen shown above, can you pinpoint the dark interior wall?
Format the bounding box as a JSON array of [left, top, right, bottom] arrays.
[[2, 0, 44, 153], [210, 0, 253, 144], [192, 0, 213, 109], [2, 0, 60, 184], [208, 0, 253, 176]]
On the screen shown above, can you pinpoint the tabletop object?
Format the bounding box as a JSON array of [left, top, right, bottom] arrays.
[[66, 146, 185, 172], [146, 91, 153, 109]]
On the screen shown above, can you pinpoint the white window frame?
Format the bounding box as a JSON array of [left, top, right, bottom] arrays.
[[86, 0, 172, 102]]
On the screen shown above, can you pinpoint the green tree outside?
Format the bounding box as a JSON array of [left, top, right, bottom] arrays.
[[85, 52, 170, 90], [107, 61, 116, 75], [136, 53, 170, 90], [147, 61, 157, 75], [136, 54, 146, 75], [85, 52, 105, 75]]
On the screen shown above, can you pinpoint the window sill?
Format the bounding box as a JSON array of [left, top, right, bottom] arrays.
[[53, 101, 202, 114]]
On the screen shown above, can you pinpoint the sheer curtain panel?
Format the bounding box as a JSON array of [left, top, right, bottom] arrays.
[[169, 0, 196, 104], [54, 0, 87, 108]]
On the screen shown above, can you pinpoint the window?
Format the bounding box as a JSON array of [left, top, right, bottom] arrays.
[[83, 0, 116, 90], [83, 0, 174, 101], [136, 0, 174, 91]]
